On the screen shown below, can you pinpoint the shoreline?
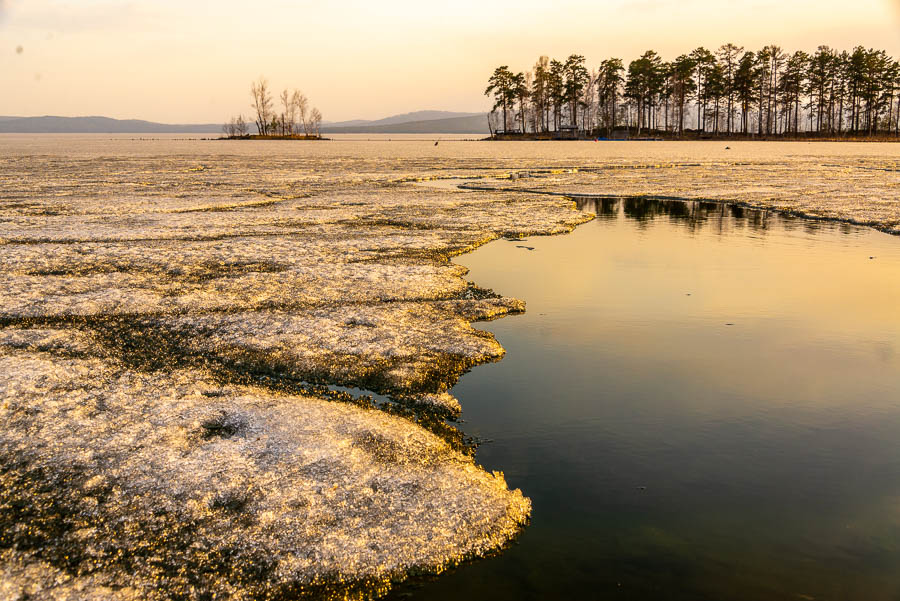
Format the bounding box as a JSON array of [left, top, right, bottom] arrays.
[[415, 169, 900, 238], [384, 189, 900, 601], [221, 134, 329, 141], [0, 146, 594, 600], [485, 132, 900, 142], [458, 180, 900, 237]]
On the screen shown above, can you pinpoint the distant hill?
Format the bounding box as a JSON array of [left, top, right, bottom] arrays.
[[0, 116, 222, 133], [324, 111, 482, 129], [0, 111, 492, 135], [322, 114, 489, 134]]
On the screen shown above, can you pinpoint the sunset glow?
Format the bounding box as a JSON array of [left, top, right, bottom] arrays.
[[3, 0, 899, 122]]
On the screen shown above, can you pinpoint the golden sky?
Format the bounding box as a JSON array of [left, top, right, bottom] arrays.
[[2, 0, 899, 123]]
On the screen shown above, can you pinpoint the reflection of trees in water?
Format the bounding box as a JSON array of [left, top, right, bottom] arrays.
[[623, 197, 713, 232], [623, 197, 664, 221], [575, 197, 619, 218], [804, 220, 825, 235], [746, 208, 769, 232], [577, 196, 779, 234], [574, 193, 861, 239]]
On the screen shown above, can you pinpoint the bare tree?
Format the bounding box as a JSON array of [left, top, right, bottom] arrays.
[[309, 108, 322, 137], [250, 77, 274, 135], [581, 69, 598, 131], [292, 90, 309, 136], [532, 56, 550, 132], [279, 89, 293, 135], [235, 114, 248, 137], [487, 110, 499, 137], [223, 114, 251, 138]]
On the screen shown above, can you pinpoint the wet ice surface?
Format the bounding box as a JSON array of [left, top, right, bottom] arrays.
[[461, 159, 900, 234], [0, 136, 592, 601], [1, 136, 899, 600], [0, 345, 529, 600]]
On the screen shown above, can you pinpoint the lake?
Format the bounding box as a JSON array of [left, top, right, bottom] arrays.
[[390, 196, 900, 601], [2, 136, 899, 600]]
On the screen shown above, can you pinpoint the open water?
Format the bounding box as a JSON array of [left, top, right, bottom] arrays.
[[392, 196, 900, 601]]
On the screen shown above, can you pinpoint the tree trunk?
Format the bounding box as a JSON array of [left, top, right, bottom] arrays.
[[895, 95, 900, 136], [697, 85, 702, 132], [714, 97, 720, 134], [611, 95, 617, 136], [771, 68, 777, 135], [521, 100, 527, 133], [758, 77, 765, 136], [837, 92, 843, 134], [887, 87, 894, 136], [727, 94, 733, 135], [664, 97, 669, 133]]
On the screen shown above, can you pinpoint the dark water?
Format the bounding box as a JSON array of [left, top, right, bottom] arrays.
[[387, 199, 900, 601]]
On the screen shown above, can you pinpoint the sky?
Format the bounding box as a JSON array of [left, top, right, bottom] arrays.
[[2, 0, 899, 123]]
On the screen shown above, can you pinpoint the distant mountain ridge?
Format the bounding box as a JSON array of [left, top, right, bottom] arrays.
[[0, 111, 491, 134], [0, 116, 222, 133], [323, 111, 482, 128], [321, 114, 489, 134]]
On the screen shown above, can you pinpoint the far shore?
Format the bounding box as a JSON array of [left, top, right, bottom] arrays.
[[222, 134, 328, 141], [486, 131, 900, 142]]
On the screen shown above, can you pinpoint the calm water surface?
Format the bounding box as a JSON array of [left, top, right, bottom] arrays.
[[389, 198, 900, 601]]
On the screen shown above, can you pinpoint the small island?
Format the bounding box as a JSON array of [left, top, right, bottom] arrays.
[[223, 77, 324, 139]]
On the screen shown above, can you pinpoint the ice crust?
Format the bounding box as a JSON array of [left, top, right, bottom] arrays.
[[3, 139, 898, 600], [0, 348, 529, 600], [170, 301, 511, 397], [0, 145, 592, 600], [467, 159, 900, 234]]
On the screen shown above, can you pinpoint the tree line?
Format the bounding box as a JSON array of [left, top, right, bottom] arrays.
[[224, 77, 322, 138], [485, 45, 900, 138]]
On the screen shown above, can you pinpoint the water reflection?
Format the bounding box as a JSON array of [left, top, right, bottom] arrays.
[[576, 197, 620, 218], [576, 196, 774, 233], [389, 198, 900, 601]]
